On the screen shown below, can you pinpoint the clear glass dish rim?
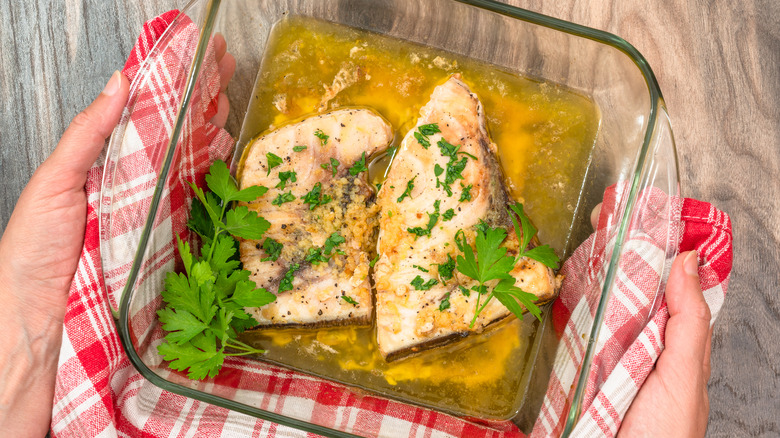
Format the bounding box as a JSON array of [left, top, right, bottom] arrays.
[[101, 0, 676, 437]]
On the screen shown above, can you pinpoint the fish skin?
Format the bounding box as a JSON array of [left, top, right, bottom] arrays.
[[238, 109, 392, 328], [374, 75, 560, 360]]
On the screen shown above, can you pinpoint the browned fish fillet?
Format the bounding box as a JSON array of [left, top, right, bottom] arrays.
[[374, 76, 560, 361], [238, 109, 392, 327]]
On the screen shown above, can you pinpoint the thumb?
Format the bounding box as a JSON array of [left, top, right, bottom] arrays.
[[46, 70, 130, 179], [659, 250, 711, 372]]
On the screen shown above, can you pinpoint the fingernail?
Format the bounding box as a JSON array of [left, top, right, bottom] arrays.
[[102, 71, 121, 96], [683, 250, 699, 277]]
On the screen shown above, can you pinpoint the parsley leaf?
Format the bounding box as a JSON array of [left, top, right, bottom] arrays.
[[413, 264, 429, 273], [231, 279, 277, 307], [443, 208, 455, 221], [437, 254, 456, 282], [272, 191, 296, 206], [411, 275, 439, 291], [293, 145, 307, 152], [508, 202, 560, 269], [369, 254, 379, 267], [348, 152, 368, 176], [266, 152, 283, 175], [204, 160, 268, 204], [314, 129, 328, 145], [279, 263, 300, 293], [321, 158, 340, 177], [454, 203, 559, 328], [419, 123, 441, 136], [302, 182, 332, 210], [341, 295, 359, 306], [439, 293, 451, 311], [304, 233, 345, 266], [459, 184, 473, 202], [397, 177, 416, 203], [305, 247, 328, 265], [414, 123, 440, 149], [158, 162, 275, 380], [276, 171, 297, 189], [323, 232, 346, 255], [406, 200, 440, 238], [261, 238, 283, 262], [435, 138, 470, 197], [224, 206, 271, 240]]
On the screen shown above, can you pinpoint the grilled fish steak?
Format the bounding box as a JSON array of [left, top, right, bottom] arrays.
[[374, 76, 560, 361], [239, 109, 392, 327]]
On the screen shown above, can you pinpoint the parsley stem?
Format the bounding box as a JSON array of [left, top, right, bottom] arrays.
[[225, 350, 267, 356], [470, 288, 482, 328]]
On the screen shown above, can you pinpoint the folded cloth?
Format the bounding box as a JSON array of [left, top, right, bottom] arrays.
[[51, 11, 733, 438]]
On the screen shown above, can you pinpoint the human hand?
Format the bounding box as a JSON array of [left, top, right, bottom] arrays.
[[0, 35, 234, 437], [618, 250, 712, 437]]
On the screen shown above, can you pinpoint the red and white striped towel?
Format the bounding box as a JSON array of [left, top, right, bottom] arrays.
[[50, 11, 733, 438]]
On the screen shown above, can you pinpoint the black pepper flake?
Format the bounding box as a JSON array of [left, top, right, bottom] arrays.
[[281, 224, 287, 229], [340, 123, 345, 127], [255, 243, 261, 249], [318, 309, 323, 316], [287, 311, 291, 315]]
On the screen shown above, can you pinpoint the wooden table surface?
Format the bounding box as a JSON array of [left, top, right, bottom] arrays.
[[1, 0, 778, 436]]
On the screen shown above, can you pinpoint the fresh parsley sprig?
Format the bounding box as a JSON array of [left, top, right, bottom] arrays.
[[159, 160, 276, 380], [455, 202, 559, 328]]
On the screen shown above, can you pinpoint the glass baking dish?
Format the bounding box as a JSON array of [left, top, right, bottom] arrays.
[[99, 0, 679, 436]]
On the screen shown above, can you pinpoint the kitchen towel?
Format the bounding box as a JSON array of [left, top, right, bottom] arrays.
[[50, 10, 732, 438]]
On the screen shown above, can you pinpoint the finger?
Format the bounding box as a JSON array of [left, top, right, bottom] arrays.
[[213, 33, 227, 63], [210, 93, 230, 128], [660, 251, 711, 371], [703, 324, 714, 381], [590, 202, 602, 229], [218, 52, 236, 92], [48, 71, 130, 180]]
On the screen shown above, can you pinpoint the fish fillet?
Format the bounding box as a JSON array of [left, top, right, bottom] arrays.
[[374, 76, 560, 360], [238, 109, 392, 327]]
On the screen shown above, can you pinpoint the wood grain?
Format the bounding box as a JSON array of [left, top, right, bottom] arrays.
[[1, 0, 778, 436]]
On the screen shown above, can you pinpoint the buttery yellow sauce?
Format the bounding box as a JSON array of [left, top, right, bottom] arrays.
[[237, 17, 599, 419]]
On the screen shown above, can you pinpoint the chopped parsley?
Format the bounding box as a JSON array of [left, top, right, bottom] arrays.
[[276, 171, 297, 189], [459, 184, 473, 202], [341, 295, 358, 306], [413, 123, 441, 149], [271, 191, 296, 206], [321, 158, 340, 177], [302, 182, 332, 210], [407, 200, 440, 238], [397, 177, 416, 203], [266, 152, 283, 175], [443, 208, 455, 221], [293, 145, 307, 152], [411, 275, 439, 291], [303, 232, 345, 266], [435, 139, 469, 196], [322, 232, 346, 255], [437, 254, 456, 282], [261, 238, 283, 262], [375, 182, 382, 191], [459, 285, 471, 297], [348, 152, 368, 176], [413, 264, 429, 273], [304, 247, 328, 265], [369, 254, 379, 267], [314, 129, 328, 145], [278, 263, 300, 293], [439, 293, 451, 311]]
